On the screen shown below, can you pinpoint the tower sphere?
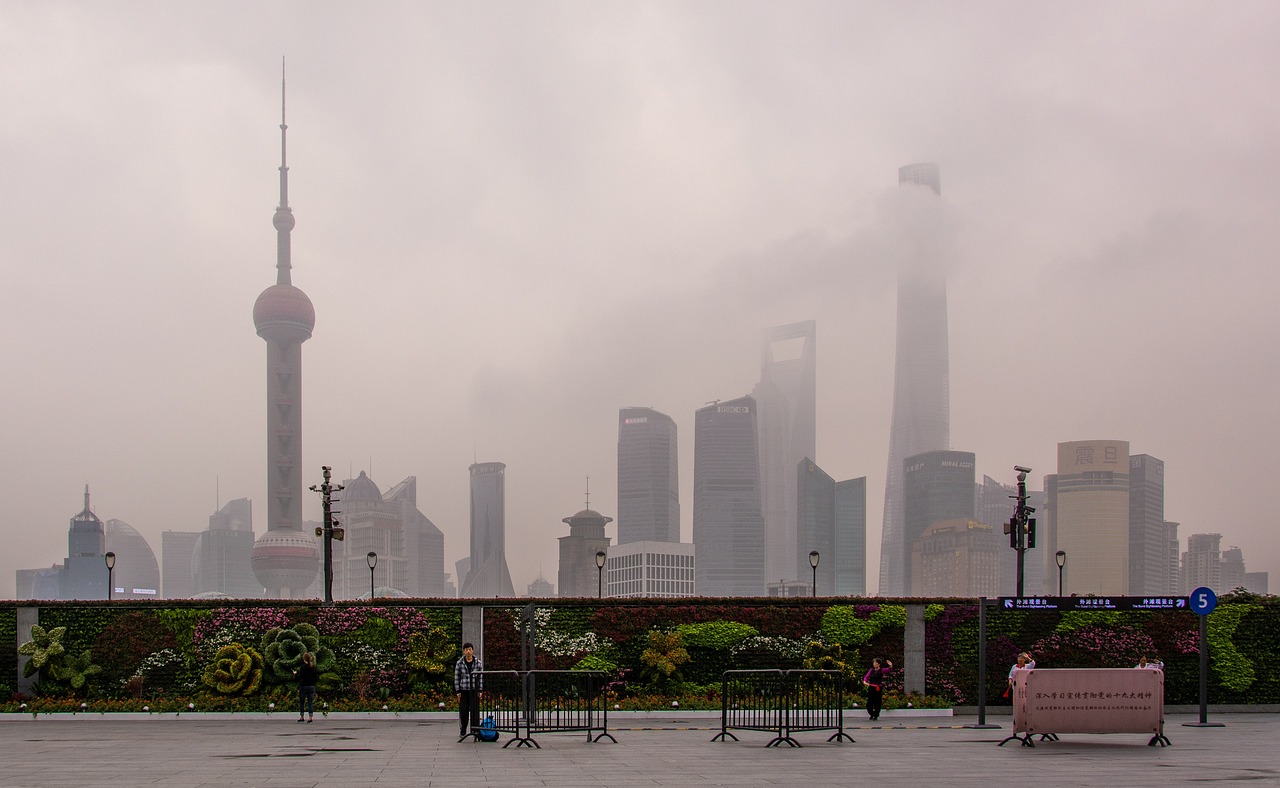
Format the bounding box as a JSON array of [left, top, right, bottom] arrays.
[[273, 206, 296, 232], [253, 283, 315, 342], [251, 528, 320, 592]]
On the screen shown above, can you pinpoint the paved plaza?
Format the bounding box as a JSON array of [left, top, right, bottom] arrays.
[[0, 712, 1274, 787]]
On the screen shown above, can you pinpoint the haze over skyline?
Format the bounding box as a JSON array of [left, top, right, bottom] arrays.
[[3, 2, 1278, 597]]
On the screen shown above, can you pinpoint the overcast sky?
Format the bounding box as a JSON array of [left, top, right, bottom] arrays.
[[3, 1, 1278, 597]]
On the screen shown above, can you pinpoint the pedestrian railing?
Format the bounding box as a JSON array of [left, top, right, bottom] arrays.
[[713, 669, 853, 747], [476, 669, 615, 748]]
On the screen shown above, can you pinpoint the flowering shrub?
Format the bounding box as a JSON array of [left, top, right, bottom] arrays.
[[193, 609, 289, 659], [201, 644, 264, 696], [1031, 625, 1156, 669]]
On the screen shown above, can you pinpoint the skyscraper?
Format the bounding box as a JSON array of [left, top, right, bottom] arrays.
[[978, 474, 1046, 595], [753, 321, 816, 587], [692, 396, 765, 596], [250, 74, 320, 598], [1129, 454, 1167, 595], [1182, 533, 1222, 593], [1053, 440, 1130, 595], [60, 486, 107, 600], [797, 459, 835, 595], [194, 497, 260, 598], [461, 462, 515, 598], [616, 407, 680, 544], [879, 164, 949, 596], [902, 449, 975, 594], [161, 530, 201, 599], [833, 477, 867, 596], [104, 519, 160, 599]]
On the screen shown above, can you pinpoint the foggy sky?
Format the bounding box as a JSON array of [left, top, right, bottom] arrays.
[[3, 1, 1278, 597]]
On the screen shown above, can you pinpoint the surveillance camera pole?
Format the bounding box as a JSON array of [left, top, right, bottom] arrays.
[[309, 466, 344, 607], [1007, 466, 1036, 598]]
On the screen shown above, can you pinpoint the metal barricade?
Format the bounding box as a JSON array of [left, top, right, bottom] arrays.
[[477, 669, 615, 748], [714, 669, 853, 747]]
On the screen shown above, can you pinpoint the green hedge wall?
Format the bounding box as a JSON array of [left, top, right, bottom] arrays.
[[5, 593, 1276, 706]]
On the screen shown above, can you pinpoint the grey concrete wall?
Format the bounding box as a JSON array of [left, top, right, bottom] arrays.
[[17, 606, 38, 695], [462, 605, 484, 662]]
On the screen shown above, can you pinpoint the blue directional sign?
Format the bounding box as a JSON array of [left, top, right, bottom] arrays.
[[1189, 586, 1217, 616], [996, 596, 1188, 612]]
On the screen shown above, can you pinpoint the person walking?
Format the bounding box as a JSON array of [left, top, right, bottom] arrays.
[[294, 652, 319, 723], [454, 642, 483, 739], [862, 657, 893, 721]]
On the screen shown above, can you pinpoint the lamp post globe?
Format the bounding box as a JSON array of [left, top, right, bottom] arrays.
[[808, 551, 820, 597], [595, 551, 607, 599], [104, 552, 116, 601], [1055, 550, 1067, 596], [367, 552, 378, 600]]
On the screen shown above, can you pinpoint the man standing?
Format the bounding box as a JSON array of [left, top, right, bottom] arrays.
[[454, 642, 483, 739]]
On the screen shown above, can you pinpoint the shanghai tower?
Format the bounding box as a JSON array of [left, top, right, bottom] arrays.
[[878, 163, 949, 596], [250, 71, 321, 597]]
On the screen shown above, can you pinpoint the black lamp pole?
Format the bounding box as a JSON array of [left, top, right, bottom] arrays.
[[367, 551, 378, 600], [1055, 550, 1066, 596], [595, 550, 607, 599], [808, 550, 820, 597], [104, 552, 116, 601], [309, 466, 345, 606]]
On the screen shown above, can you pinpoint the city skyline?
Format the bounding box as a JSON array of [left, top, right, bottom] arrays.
[[4, 4, 1279, 597]]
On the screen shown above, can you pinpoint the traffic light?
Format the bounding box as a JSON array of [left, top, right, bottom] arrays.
[[1026, 519, 1036, 549], [1008, 517, 1018, 548]]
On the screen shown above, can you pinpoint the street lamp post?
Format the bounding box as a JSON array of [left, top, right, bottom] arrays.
[[104, 552, 116, 601], [595, 550, 607, 599], [1055, 550, 1067, 596], [367, 552, 378, 600], [808, 551, 820, 597]]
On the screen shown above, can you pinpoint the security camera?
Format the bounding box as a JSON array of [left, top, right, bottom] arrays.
[[1014, 465, 1032, 474]]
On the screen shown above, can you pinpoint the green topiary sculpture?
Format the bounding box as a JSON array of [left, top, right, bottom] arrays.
[[260, 623, 335, 682], [202, 643, 265, 696], [18, 625, 67, 678]]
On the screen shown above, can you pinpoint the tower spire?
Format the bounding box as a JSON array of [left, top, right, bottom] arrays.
[[273, 56, 295, 285]]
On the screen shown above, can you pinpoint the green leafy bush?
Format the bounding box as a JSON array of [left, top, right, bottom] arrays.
[[821, 605, 906, 646], [675, 621, 758, 650]]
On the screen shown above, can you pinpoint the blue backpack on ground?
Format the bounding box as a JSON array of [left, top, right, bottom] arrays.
[[477, 715, 499, 742]]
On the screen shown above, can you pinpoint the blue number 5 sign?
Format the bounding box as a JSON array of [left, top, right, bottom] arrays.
[[1190, 586, 1218, 616]]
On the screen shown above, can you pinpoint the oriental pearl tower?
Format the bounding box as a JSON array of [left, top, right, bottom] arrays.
[[250, 71, 320, 597]]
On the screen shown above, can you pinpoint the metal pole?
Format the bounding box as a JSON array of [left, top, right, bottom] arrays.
[[1057, 565, 1063, 596], [370, 566, 375, 600], [811, 564, 817, 597], [1182, 610, 1225, 728], [965, 597, 999, 729]]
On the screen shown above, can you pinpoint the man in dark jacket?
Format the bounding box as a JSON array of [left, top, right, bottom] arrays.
[[454, 643, 483, 739]]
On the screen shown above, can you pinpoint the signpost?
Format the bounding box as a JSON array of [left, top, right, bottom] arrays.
[[1183, 586, 1225, 728], [997, 596, 1187, 612]]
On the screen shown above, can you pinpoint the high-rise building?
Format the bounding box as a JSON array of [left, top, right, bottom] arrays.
[[461, 462, 515, 598], [195, 498, 260, 597], [1182, 533, 1222, 593], [833, 477, 867, 596], [384, 476, 447, 597], [1244, 572, 1269, 595], [796, 459, 867, 596], [1163, 522, 1181, 595], [326, 473, 444, 598], [910, 519, 1001, 596], [902, 450, 975, 594], [616, 407, 680, 544], [797, 459, 835, 595], [692, 396, 765, 596], [104, 519, 160, 599], [1052, 440, 1130, 595], [1220, 546, 1247, 593], [977, 474, 1046, 596], [752, 321, 816, 587], [557, 508, 612, 598], [879, 164, 949, 596], [162, 530, 201, 598], [1129, 454, 1168, 595], [61, 487, 108, 600], [605, 541, 696, 598], [526, 575, 555, 597], [250, 74, 320, 598]]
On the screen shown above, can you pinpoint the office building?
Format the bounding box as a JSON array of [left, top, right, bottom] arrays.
[[902, 450, 975, 594], [753, 321, 816, 587], [910, 519, 1001, 597], [1244, 572, 1269, 595], [329, 473, 446, 599], [692, 396, 765, 596], [15, 566, 62, 600], [61, 487, 108, 600], [616, 407, 680, 544], [833, 477, 867, 596], [250, 77, 320, 597], [194, 498, 261, 598], [1129, 454, 1169, 595], [1050, 440, 1130, 595], [526, 575, 554, 597], [605, 541, 696, 598], [557, 507, 612, 598], [879, 164, 950, 595], [1182, 533, 1222, 593], [461, 462, 515, 597], [1163, 521, 1181, 596], [978, 474, 1046, 596], [104, 519, 160, 599], [1220, 546, 1247, 593], [162, 530, 202, 598]]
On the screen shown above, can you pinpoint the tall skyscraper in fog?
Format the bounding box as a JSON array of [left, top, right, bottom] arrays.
[[693, 396, 765, 596], [617, 407, 680, 544], [60, 486, 107, 600], [1128, 454, 1167, 595], [753, 321, 816, 587], [250, 72, 320, 598], [1052, 439, 1130, 594], [879, 164, 950, 596], [834, 477, 867, 596], [462, 462, 515, 597]]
